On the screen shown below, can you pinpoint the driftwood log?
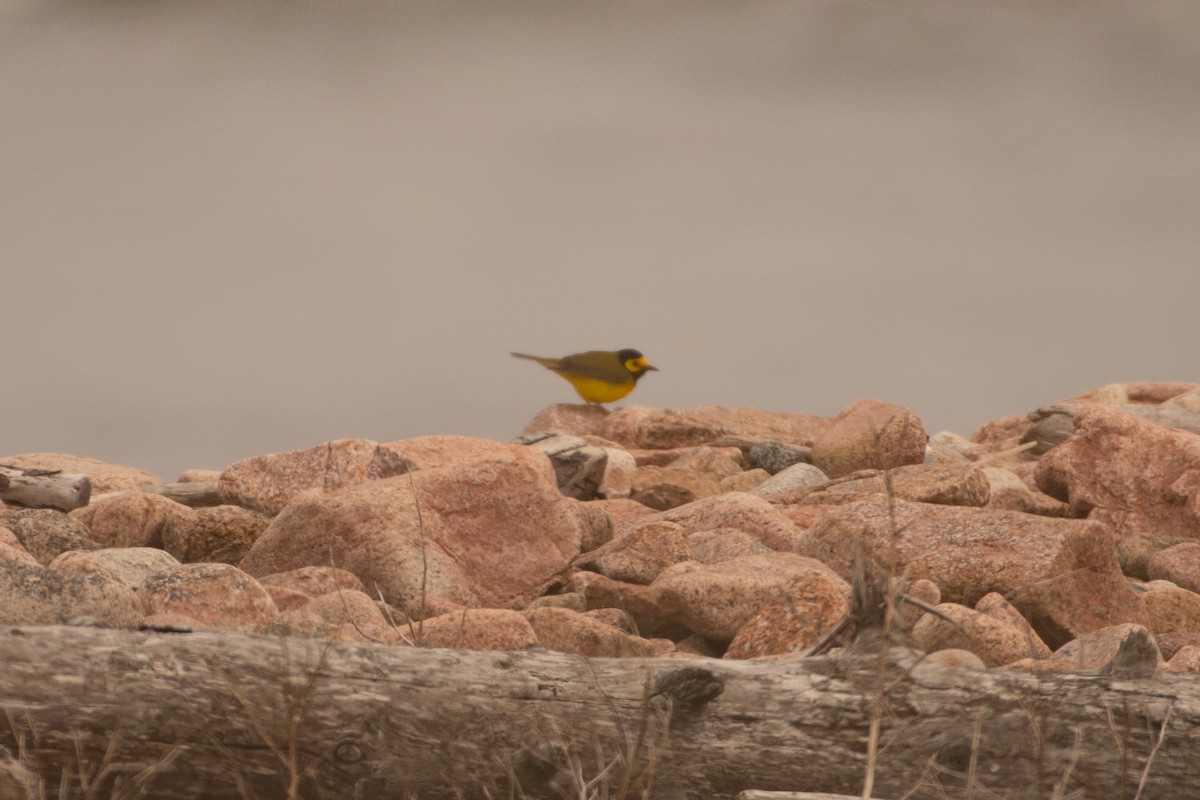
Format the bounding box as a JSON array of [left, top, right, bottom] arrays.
[[0, 625, 1196, 800], [0, 466, 90, 511], [89, 480, 223, 508]]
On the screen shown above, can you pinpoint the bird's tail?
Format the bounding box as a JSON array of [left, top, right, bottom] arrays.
[[510, 352, 558, 368]]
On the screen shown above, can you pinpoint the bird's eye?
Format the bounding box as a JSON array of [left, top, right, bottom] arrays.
[[627, 357, 647, 371]]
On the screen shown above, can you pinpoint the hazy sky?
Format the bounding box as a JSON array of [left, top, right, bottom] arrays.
[[3, 0, 1199, 480]]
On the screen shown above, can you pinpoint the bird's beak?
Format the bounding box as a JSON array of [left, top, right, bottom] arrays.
[[646, 364, 659, 371]]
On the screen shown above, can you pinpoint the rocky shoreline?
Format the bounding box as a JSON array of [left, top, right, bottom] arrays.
[[4, 381, 1200, 675]]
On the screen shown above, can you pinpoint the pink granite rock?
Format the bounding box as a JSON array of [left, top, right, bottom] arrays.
[[0, 559, 143, 627], [1139, 580, 1200, 635], [524, 606, 655, 657], [218, 438, 409, 515], [725, 579, 849, 659], [574, 520, 692, 584], [801, 498, 1146, 648], [597, 405, 831, 450], [161, 504, 270, 565], [49, 547, 180, 590], [416, 608, 539, 650], [240, 448, 586, 617], [810, 399, 927, 479], [71, 492, 193, 549], [1147, 542, 1200, 594], [652, 553, 850, 642], [650, 492, 805, 553], [140, 563, 278, 633], [1036, 405, 1200, 544], [0, 509, 100, 564], [910, 598, 1051, 667]]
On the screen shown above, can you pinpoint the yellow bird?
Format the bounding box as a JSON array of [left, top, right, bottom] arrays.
[[511, 349, 658, 404]]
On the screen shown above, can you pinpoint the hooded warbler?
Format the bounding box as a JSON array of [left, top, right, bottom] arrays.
[[511, 348, 658, 404]]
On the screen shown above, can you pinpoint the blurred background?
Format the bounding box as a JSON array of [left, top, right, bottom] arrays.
[[3, 0, 1198, 480]]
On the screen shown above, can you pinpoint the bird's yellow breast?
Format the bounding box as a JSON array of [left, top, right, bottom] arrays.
[[562, 374, 635, 404]]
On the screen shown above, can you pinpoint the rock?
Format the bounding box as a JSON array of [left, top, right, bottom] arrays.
[[748, 440, 812, 475], [667, 446, 747, 480], [239, 449, 586, 617], [575, 502, 614, 553], [749, 463, 830, 498], [981, 467, 1071, 516], [1051, 623, 1161, 673], [800, 498, 1146, 648], [574, 520, 692, 584], [257, 565, 366, 598], [897, 578, 940, 631], [574, 571, 685, 639], [592, 498, 656, 541], [652, 553, 850, 642], [0, 453, 161, 494], [1162, 645, 1200, 674], [720, 469, 770, 493], [0, 508, 100, 564], [1139, 580, 1200, 635], [724, 581, 849, 659], [650, 492, 806, 553], [525, 592, 588, 612], [510, 432, 608, 500], [1155, 632, 1200, 661], [177, 469, 221, 483], [218, 438, 410, 516], [70, 492, 193, 549], [161, 504, 270, 564], [583, 607, 638, 634], [0, 559, 143, 627], [687, 529, 771, 564], [524, 606, 655, 658], [594, 445, 637, 499], [767, 463, 990, 509], [516, 404, 611, 439], [629, 465, 721, 510], [910, 597, 1051, 667], [0, 527, 38, 565], [415, 608, 539, 650], [810, 398, 927, 478], [140, 563, 278, 633], [595, 405, 831, 450], [970, 414, 1034, 453], [49, 547, 181, 590], [925, 649, 986, 669], [1035, 405, 1200, 545], [299, 589, 405, 645], [1147, 542, 1200, 594]]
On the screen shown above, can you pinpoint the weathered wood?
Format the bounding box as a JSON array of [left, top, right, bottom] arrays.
[[0, 625, 1196, 800], [89, 480, 222, 508], [0, 466, 90, 511]]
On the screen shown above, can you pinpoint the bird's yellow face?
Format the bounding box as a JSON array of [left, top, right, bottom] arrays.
[[618, 349, 657, 378]]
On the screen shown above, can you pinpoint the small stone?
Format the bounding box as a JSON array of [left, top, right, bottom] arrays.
[[748, 440, 812, 475]]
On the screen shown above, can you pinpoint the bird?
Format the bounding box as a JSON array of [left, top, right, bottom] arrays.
[[510, 348, 658, 404]]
